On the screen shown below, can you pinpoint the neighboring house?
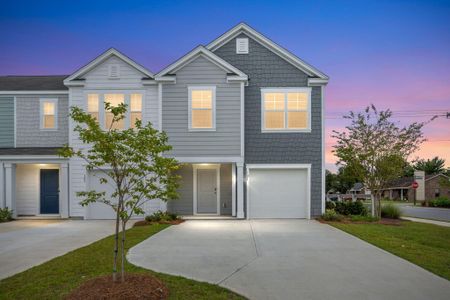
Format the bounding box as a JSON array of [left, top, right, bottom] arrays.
[[380, 173, 450, 201], [0, 23, 328, 220]]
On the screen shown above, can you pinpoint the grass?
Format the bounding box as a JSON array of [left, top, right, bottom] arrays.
[[0, 224, 245, 300], [330, 221, 450, 280]]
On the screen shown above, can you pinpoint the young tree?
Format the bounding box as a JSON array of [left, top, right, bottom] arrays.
[[414, 156, 446, 175], [59, 103, 180, 282], [332, 105, 430, 217]]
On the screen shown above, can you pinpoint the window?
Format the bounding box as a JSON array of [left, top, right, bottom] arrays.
[[130, 93, 142, 128], [40, 99, 58, 130], [189, 86, 216, 130], [261, 88, 311, 132], [87, 94, 99, 121], [104, 94, 125, 130]]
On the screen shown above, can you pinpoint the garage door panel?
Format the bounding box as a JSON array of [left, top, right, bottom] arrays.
[[249, 168, 308, 219]]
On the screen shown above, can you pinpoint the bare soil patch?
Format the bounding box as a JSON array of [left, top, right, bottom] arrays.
[[65, 273, 168, 300]]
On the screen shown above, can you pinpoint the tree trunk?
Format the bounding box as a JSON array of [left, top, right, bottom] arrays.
[[112, 202, 121, 282], [121, 220, 127, 283], [370, 194, 375, 217]]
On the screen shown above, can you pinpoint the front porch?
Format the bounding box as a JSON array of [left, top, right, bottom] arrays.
[[0, 160, 69, 219], [167, 161, 245, 218]]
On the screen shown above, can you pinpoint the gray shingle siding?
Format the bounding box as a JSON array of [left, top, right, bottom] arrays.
[[16, 95, 69, 147], [214, 33, 324, 216], [0, 97, 15, 147]]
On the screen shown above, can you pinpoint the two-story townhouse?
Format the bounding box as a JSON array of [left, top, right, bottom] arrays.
[[0, 23, 328, 220]]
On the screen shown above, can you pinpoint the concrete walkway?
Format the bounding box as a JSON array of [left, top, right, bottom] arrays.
[[400, 205, 450, 222], [128, 220, 450, 300], [402, 216, 450, 227], [0, 220, 127, 280]]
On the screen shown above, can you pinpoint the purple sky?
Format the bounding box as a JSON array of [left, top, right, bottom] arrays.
[[1, 0, 449, 170]]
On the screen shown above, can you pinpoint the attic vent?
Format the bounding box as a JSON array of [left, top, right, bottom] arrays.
[[108, 64, 120, 78], [236, 38, 249, 54]]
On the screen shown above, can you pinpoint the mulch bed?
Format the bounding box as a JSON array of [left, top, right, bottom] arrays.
[[318, 218, 405, 226], [65, 273, 168, 300], [133, 219, 185, 227]]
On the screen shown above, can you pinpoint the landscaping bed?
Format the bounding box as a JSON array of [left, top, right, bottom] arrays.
[[0, 224, 245, 299]]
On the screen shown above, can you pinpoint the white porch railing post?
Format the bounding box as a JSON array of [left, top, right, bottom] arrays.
[[59, 163, 69, 218], [236, 163, 244, 219]]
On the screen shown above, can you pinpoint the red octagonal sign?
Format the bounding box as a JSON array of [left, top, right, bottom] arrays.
[[412, 181, 419, 189]]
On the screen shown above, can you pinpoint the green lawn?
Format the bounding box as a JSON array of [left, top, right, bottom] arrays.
[[0, 224, 245, 300], [330, 221, 450, 280]]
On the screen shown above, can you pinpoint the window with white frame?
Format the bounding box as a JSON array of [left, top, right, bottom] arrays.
[[189, 86, 215, 130], [85, 92, 143, 130], [261, 88, 311, 131], [40, 99, 58, 130], [130, 93, 142, 128]]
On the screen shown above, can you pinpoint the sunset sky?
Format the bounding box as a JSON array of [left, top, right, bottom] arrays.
[[1, 0, 449, 171]]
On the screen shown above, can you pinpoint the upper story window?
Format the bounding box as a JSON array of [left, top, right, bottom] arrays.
[[40, 98, 58, 130], [261, 88, 311, 132], [130, 94, 142, 128], [86, 92, 143, 130], [188, 86, 216, 131]]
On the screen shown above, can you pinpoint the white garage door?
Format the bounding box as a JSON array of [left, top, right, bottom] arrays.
[[248, 168, 309, 219], [86, 171, 117, 219]]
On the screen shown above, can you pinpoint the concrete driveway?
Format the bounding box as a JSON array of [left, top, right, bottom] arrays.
[[0, 220, 124, 280], [128, 220, 450, 300]]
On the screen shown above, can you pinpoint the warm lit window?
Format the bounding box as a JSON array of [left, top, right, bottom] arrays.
[[189, 87, 215, 130], [87, 94, 99, 121], [104, 94, 125, 130], [130, 94, 142, 128], [40, 99, 58, 130], [261, 88, 310, 131]]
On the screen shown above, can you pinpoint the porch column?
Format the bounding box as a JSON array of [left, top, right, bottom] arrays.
[[59, 163, 69, 218], [4, 163, 16, 218], [389, 189, 393, 200], [236, 163, 244, 219], [232, 163, 236, 217], [400, 189, 404, 201], [0, 163, 4, 209]]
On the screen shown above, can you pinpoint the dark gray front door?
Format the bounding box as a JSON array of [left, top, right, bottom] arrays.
[[40, 169, 59, 214], [197, 168, 217, 214]]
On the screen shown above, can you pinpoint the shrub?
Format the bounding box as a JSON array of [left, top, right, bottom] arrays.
[[350, 215, 379, 222], [335, 201, 368, 216], [325, 201, 336, 210], [321, 209, 344, 221], [381, 203, 401, 219], [429, 196, 450, 208], [145, 210, 180, 222], [0, 207, 13, 222]]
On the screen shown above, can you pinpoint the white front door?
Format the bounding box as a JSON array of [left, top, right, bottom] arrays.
[[194, 164, 220, 215]]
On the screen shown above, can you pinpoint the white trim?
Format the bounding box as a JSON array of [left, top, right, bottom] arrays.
[[236, 162, 245, 219], [64, 48, 154, 84], [158, 83, 163, 131], [232, 162, 236, 217], [260, 87, 311, 133], [226, 75, 248, 82], [321, 85, 326, 214], [308, 78, 329, 86], [240, 82, 245, 157], [173, 156, 243, 163], [206, 23, 328, 80], [246, 163, 311, 219], [188, 86, 216, 132], [236, 38, 249, 54], [156, 46, 248, 80], [0, 91, 68, 95], [192, 164, 221, 215], [13, 96, 16, 147], [39, 98, 58, 131]]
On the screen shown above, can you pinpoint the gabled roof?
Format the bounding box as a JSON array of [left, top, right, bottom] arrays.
[[156, 46, 247, 80], [0, 75, 68, 91], [64, 48, 154, 84], [206, 23, 328, 80]]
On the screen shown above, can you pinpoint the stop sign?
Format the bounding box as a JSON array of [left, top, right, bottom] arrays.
[[412, 181, 419, 189]]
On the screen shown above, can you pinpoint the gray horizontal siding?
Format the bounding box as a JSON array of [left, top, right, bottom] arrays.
[[16, 95, 69, 147], [0, 97, 14, 147], [162, 56, 241, 157], [214, 33, 324, 216]]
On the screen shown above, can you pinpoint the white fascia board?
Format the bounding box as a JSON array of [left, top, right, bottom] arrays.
[[154, 76, 176, 83], [0, 91, 69, 95], [207, 23, 329, 80], [174, 156, 244, 163], [227, 75, 248, 82], [155, 46, 247, 79], [308, 78, 329, 86], [64, 48, 154, 84], [246, 163, 312, 169]]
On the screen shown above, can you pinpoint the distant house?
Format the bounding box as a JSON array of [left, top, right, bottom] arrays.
[[380, 173, 450, 201]]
